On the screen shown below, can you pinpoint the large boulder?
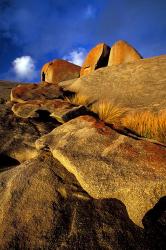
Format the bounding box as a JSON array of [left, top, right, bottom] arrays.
[[108, 40, 142, 66], [41, 59, 80, 84], [80, 43, 110, 77], [11, 81, 63, 103], [0, 153, 146, 249], [59, 55, 166, 111], [36, 116, 166, 226]]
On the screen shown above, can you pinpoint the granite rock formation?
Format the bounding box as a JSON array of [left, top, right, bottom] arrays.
[[41, 59, 80, 84], [0, 41, 165, 249], [11, 81, 63, 103], [80, 43, 110, 77], [0, 153, 148, 250], [108, 40, 142, 66], [36, 115, 166, 226], [60, 55, 166, 111]]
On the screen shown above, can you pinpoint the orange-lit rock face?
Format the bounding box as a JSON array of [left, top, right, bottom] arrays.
[[108, 40, 142, 66], [80, 43, 110, 77], [41, 59, 80, 84], [11, 82, 63, 103]]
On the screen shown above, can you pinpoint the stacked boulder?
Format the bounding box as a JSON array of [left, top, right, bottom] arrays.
[[40, 40, 142, 82], [79, 40, 142, 77]]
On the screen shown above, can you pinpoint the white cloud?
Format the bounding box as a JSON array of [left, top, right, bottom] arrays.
[[63, 48, 87, 66], [12, 56, 37, 81]]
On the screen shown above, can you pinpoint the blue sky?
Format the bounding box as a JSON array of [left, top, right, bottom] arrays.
[[0, 0, 166, 82]]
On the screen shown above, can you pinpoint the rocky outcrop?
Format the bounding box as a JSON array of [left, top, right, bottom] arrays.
[[12, 99, 73, 120], [36, 116, 166, 226], [11, 81, 63, 103], [12, 99, 93, 123], [60, 55, 166, 111], [0, 81, 18, 102], [108, 40, 142, 66], [80, 43, 110, 76], [0, 41, 165, 249], [0, 153, 147, 250], [0, 103, 58, 164], [41, 59, 80, 84]]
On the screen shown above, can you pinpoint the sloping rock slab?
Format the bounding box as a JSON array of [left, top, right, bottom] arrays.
[[12, 99, 92, 123], [51, 105, 92, 123], [0, 153, 146, 249], [59, 55, 166, 111], [36, 116, 166, 226], [12, 99, 73, 120], [108, 40, 142, 66], [80, 43, 110, 77], [11, 81, 63, 103]]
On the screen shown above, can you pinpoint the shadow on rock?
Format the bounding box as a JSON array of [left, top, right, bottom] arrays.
[[143, 196, 166, 250]]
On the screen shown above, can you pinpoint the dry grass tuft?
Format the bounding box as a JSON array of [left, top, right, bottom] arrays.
[[65, 94, 90, 106], [91, 100, 128, 124], [64, 94, 166, 143], [122, 110, 166, 143]]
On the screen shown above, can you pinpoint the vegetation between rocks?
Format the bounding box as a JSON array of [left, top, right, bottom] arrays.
[[65, 94, 90, 106], [122, 110, 166, 143], [66, 94, 166, 143]]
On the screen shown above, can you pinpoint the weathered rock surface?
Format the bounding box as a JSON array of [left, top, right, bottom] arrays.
[[80, 43, 110, 77], [59, 55, 166, 111], [11, 81, 63, 103], [36, 116, 166, 226], [0, 107, 38, 163], [108, 40, 142, 66], [0, 45, 166, 249], [0, 153, 148, 250], [41, 59, 80, 84], [12, 99, 92, 124], [51, 105, 92, 123], [12, 99, 73, 120], [0, 104, 57, 164], [0, 81, 18, 102]]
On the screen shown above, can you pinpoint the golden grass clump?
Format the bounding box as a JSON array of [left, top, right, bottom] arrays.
[[65, 94, 90, 106], [91, 100, 128, 124], [122, 110, 166, 143]]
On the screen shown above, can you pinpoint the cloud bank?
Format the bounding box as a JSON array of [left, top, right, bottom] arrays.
[[12, 56, 37, 81]]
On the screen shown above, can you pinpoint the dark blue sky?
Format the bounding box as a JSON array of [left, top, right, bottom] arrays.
[[0, 0, 166, 82]]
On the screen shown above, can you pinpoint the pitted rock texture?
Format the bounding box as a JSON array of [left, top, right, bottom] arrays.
[[108, 40, 142, 66], [0, 104, 57, 164], [36, 116, 166, 226], [0, 153, 147, 250], [11, 81, 63, 103], [59, 55, 166, 111], [41, 59, 80, 84], [12, 99, 74, 120], [80, 43, 110, 77]]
